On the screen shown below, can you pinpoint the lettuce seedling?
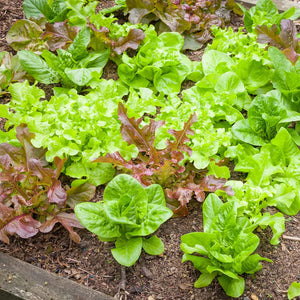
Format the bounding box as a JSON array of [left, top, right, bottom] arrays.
[[181, 194, 272, 298], [0, 124, 96, 244], [75, 174, 173, 267]]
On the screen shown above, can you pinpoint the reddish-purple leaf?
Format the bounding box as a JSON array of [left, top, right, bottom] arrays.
[[0, 143, 25, 166], [42, 22, 79, 51], [6, 19, 45, 52], [128, 8, 152, 24], [167, 187, 193, 217], [16, 124, 47, 166], [113, 29, 145, 55], [4, 214, 41, 240], [47, 179, 67, 206], [282, 47, 299, 65], [200, 175, 234, 196], [0, 203, 14, 221], [126, 0, 234, 49], [118, 102, 164, 155], [256, 24, 285, 48], [39, 213, 83, 243], [0, 186, 14, 202], [256, 19, 300, 64], [53, 156, 67, 179], [28, 158, 54, 184], [279, 19, 299, 51], [94, 152, 135, 171], [166, 173, 233, 216]]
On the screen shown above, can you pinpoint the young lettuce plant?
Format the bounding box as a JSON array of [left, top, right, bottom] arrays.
[[228, 128, 300, 215], [232, 90, 300, 146], [117, 31, 193, 94], [18, 27, 110, 87], [0, 124, 96, 244], [95, 103, 233, 216], [239, 0, 297, 33], [6, 0, 70, 52], [268, 46, 300, 112], [215, 181, 285, 245], [0, 80, 129, 186], [181, 194, 272, 298], [75, 174, 173, 267]]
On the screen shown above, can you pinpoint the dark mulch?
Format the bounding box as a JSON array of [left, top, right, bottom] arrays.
[[1, 1, 300, 300]]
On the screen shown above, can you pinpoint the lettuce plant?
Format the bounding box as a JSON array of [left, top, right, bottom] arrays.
[[207, 26, 269, 63], [63, 0, 147, 55], [228, 128, 300, 216], [75, 174, 173, 267], [181, 194, 272, 298], [6, 19, 48, 53], [215, 181, 285, 245], [0, 52, 28, 94], [23, 0, 68, 23], [256, 19, 300, 64], [268, 46, 300, 112], [0, 80, 131, 186], [125, 0, 240, 49], [232, 90, 300, 146], [6, 1, 69, 52], [18, 27, 110, 87], [239, 0, 297, 33], [96, 103, 233, 216], [118, 31, 193, 94], [0, 124, 96, 244], [8, 3, 146, 57]]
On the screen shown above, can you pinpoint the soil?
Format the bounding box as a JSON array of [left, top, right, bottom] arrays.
[[1, 1, 300, 300]]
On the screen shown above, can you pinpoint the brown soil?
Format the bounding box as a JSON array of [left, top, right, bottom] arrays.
[[1, 1, 300, 300]]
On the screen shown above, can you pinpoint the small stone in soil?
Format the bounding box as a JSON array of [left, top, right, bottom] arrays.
[[251, 294, 259, 300], [141, 266, 153, 278]]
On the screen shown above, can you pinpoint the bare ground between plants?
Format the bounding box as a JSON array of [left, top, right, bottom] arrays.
[[0, 1, 300, 300]]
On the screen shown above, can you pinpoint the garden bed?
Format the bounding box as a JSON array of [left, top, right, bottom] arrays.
[[1, 0, 300, 300], [1, 207, 300, 299]]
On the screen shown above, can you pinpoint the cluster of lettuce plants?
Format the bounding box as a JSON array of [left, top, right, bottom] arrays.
[[0, 0, 300, 298]]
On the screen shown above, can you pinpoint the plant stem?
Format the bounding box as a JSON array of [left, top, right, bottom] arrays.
[[120, 265, 126, 291]]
